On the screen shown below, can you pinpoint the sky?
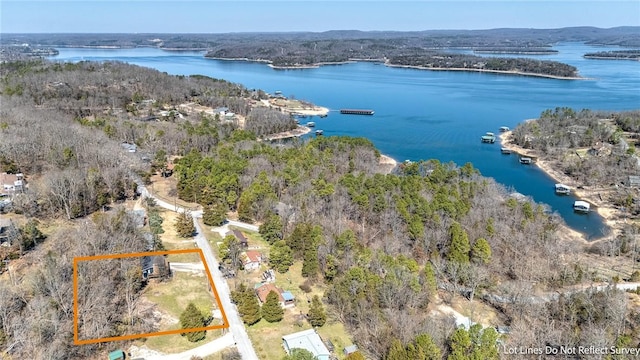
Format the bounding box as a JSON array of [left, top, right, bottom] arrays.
[[1, 0, 639, 33]]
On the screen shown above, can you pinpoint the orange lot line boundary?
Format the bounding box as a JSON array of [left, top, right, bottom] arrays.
[[73, 249, 229, 345]]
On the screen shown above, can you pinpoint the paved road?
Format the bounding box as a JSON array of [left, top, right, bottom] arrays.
[[192, 214, 260, 360], [136, 183, 259, 360], [141, 333, 236, 360]]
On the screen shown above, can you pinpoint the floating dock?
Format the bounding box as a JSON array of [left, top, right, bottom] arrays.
[[340, 109, 375, 115]]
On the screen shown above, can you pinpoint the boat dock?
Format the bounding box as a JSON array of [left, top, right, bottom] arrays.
[[555, 183, 571, 195], [340, 109, 375, 115], [481, 132, 496, 143]]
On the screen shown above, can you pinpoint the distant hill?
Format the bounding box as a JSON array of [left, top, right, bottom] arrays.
[[2, 27, 639, 48]]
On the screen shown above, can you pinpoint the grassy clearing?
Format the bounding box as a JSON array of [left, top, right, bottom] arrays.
[[143, 271, 216, 320], [156, 209, 201, 262], [136, 328, 225, 354], [232, 231, 353, 360], [149, 174, 201, 211]]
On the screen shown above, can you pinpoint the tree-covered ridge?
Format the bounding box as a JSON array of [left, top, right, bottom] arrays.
[[584, 50, 640, 60], [510, 107, 640, 187], [173, 135, 588, 357], [204, 39, 579, 77], [388, 54, 579, 78]]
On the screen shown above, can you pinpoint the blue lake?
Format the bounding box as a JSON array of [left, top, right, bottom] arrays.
[[53, 43, 640, 239]]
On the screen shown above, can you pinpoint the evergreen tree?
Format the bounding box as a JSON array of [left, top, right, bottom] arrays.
[[239, 290, 262, 325], [282, 348, 315, 360], [386, 339, 408, 360], [307, 295, 327, 327], [301, 245, 319, 278], [470, 238, 492, 264], [179, 302, 206, 342], [19, 220, 45, 252], [175, 211, 195, 238], [414, 333, 441, 360], [422, 262, 437, 298], [447, 222, 470, 264], [203, 202, 227, 226], [447, 327, 472, 360], [345, 352, 366, 360], [259, 213, 283, 244], [262, 290, 284, 322], [269, 240, 294, 273]]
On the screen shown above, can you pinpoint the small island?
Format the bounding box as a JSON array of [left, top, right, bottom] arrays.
[[584, 50, 640, 61]]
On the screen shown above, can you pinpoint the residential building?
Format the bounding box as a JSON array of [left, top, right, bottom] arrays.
[[242, 250, 262, 271], [226, 229, 248, 248], [0, 173, 25, 195], [282, 329, 331, 360], [255, 282, 295, 308]]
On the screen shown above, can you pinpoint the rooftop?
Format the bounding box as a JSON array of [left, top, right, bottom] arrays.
[[282, 329, 331, 359]]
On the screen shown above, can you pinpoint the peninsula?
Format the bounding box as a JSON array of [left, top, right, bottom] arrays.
[[500, 108, 640, 241]]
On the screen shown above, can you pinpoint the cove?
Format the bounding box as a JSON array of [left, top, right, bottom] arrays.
[[53, 43, 640, 239]]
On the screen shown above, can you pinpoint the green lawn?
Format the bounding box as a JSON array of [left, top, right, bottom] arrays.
[[143, 271, 215, 321], [138, 328, 225, 354], [201, 224, 354, 360]]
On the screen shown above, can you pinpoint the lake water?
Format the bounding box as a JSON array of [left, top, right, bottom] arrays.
[[53, 43, 640, 239]]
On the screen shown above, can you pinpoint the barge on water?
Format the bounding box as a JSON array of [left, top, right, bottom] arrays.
[[340, 109, 375, 115]]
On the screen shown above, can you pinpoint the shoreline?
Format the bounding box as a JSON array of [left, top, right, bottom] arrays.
[[261, 125, 311, 141], [499, 130, 624, 242], [203, 56, 582, 80], [379, 154, 398, 175], [384, 63, 585, 80]]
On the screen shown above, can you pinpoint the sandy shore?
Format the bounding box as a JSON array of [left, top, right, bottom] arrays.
[[379, 154, 398, 174], [287, 107, 330, 116], [500, 131, 624, 242]]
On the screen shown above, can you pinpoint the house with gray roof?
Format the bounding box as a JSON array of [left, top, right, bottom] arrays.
[[282, 329, 330, 360]]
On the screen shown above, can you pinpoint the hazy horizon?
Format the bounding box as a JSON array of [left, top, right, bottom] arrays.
[[2, 1, 639, 34]]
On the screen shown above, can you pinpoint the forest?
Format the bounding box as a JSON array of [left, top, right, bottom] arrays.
[[583, 50, 640, 60], [1, 60, 640, 359]]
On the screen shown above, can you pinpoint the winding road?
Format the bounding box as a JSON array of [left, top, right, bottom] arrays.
[[136, 183, 259, 360]]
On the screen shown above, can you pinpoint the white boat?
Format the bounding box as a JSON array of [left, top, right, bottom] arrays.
[[573, 200, 590, 213], [555, 183, 571, 195], [499, 126, 510, 132], [306, 122, 315, 127]]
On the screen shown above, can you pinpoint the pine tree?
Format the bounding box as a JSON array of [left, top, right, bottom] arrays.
[[422, 262, 437, 298], [179, 302, 206, 342], [447, 327, 472, 360], [283, 348, 316, 360], [386, 339, 408, 360], [239, 290, 262, 325], [259, 213, 283, 244], [414, 333, 442, 360], [203, 202, 227, 226], [262, 290, 284, 322], [301, 246, 319, 278], [470, 238, 492, 264], [447, 222, 470, 264], [345, 352, 366, 360], [175, 211, 195, 237], [269, 240, 293, 273], [307, 295, 326, 327]]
